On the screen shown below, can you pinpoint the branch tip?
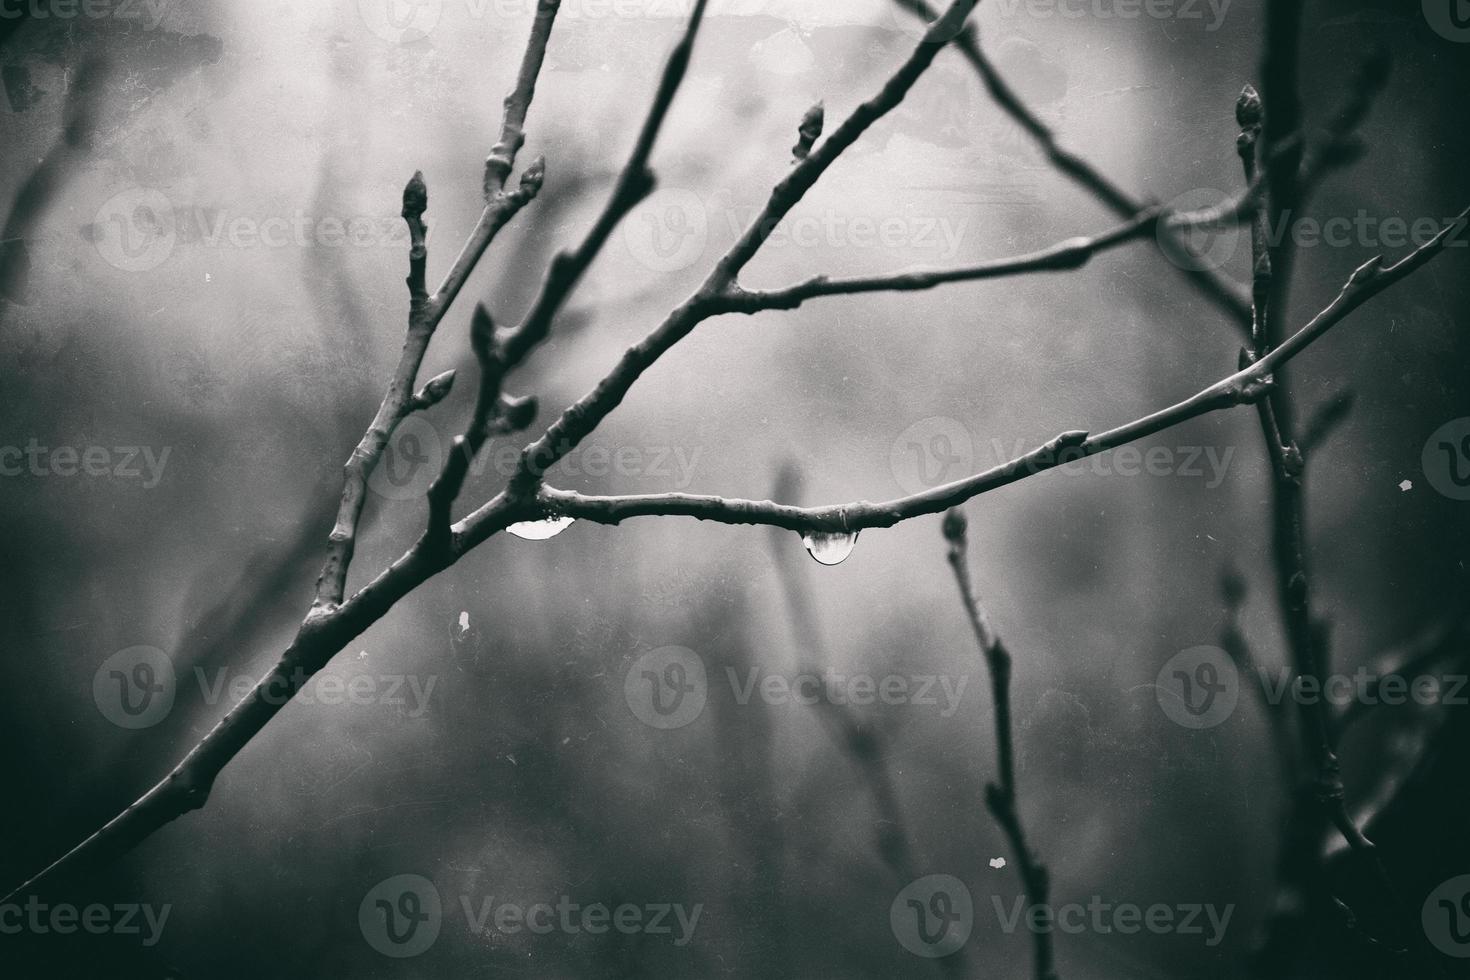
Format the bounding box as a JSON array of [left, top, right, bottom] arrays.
[[402, 170, 428, 219]]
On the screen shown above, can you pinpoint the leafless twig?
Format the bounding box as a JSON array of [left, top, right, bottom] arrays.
[[944, 507, 1056, 980]]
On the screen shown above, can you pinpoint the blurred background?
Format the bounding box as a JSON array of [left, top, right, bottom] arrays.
[[1, 0, 1467, 976]]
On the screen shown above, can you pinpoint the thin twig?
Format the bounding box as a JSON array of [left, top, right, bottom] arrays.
[[452, 213, 1465, 538], [310, 4, 560, 612], [1239, 61, 1447, 975], [891, 0, 1253, 330], [944, 507, 1057, 980]]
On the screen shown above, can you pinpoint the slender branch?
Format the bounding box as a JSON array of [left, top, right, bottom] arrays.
[[457, 211, 1466, 539], [718, 209, 1163, 313], [891, 0, 1252, 330], [484, 0, 562, 198], [1337, 615, 1470, 730], [944, 507, 1057, 980], [7, 3, 1462, 921], [309, 9, 558, 612], [500, 0, 983, 497], [1240, 68, 1448, 976], [0, 5, 565, 905], [499, 0, 711, 373]]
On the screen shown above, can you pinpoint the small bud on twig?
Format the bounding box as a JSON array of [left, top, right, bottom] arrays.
[[409, 370, 457, 412], [489, 393, 539, 435], [402, 170, 428, 220], [471, 303, 495, 366], [1236, 84, 1263, 130], [792, 101, 824, 162], [519, 155, 546, 197], [942, 507, 968, 545]]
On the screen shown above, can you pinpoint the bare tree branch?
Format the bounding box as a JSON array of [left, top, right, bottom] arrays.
[[464, 213, 1465, 537], [1239, 52, 1446, 974], [892, 0, 1253, 329], [5, 2, 1462, 927], [310, 3, 560, 613], [497, 0, 983, 501], [944, 507, 1057, 980]]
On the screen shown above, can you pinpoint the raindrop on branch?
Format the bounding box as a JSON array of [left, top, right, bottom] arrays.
[[507, 516, 575, 541], [801, 530, 859, 566]]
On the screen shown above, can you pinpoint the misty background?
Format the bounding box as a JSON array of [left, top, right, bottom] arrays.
[[1, 0, 1468, 977]]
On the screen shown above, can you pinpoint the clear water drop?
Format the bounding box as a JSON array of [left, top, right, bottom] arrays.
[[507, 516, 575, 541], [801, 530, 859, 566]]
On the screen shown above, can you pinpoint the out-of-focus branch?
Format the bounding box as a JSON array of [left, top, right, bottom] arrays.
[[1238, 60, 1446, 974], [0, 4, 566, 906], [944, 507, 1056, 980], [891, 0, 1253, 330]]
